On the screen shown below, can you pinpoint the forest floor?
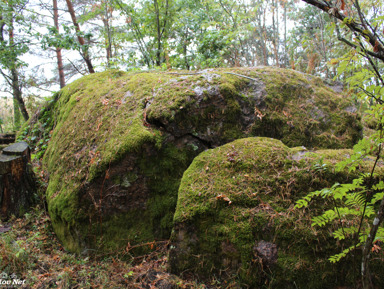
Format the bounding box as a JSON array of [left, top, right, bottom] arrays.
[[0, 205, 218, 289], [0, 161, 231, 289]]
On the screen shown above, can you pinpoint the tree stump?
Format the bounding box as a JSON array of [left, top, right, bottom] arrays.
[[0, 133, 16, 145], [0, 141, 36, 220]]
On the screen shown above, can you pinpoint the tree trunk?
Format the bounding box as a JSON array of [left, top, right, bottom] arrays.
[[65, 0, 95, 73], [183, 31, 190, 70], [10, 68, 29, 122], [0, 142, 36, 220], [154, 0, 162, 67], [153, 0, 169, 67], [0, 133, 15, 145], [262, 10, 268, 66], [13, 98, 21, 129], [102, 17, 112, 67], [8, 15, 28, 122], [99, 0, 113, 68], [283, 2, 287, 67], [272, 0, 279, 67], [53, 0, 66, 88]]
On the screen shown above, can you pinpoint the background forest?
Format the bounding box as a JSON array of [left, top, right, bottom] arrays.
[[0, 0, 374, 132]]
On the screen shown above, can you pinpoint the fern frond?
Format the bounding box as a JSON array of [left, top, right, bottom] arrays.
[[372, 181, 384, 191], [364, 206, 376, 218], [333, 182, 363, 200], [345, 192, 366, 208], [375, 227, 384, 242], [295, 187, 336, 209], [332, 227, 358, 240], [370, 192, 384, 205], [329, 243, 361, 263], [312, 209, 337, 227]]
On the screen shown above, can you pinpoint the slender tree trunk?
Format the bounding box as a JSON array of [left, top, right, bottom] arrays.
[[8, 17, 28, 122], [65, 0, 95, 73], [114, 0, 152, 67], [183, 31, 190, 70], [283, 2, 287, 67], [102, 0, 113, 68], [262, 9, 268, 66], [154, 0, 162, 66], [153, 0, 169, 67], [53, 0, 65, 88], [102, 17, 112, 67], [272, 0, 279, 67], [12, 98, 21, 129], [10, 68, 28, 122], [318, 15, 330, 78]]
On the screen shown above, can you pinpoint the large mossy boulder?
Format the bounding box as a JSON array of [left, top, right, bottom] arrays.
[[40, 67, 361, 254], [169, 137, 384, 288]]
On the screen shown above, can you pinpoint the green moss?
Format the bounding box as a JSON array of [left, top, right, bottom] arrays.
[[170, 137, 384, 288], [216, 67, 362, 148], [43, 71, 200, 251], [139, 143, 196, 238], [39, 67, 362, 255]]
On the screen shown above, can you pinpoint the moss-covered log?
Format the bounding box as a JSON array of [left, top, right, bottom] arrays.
[[0, 142, 36, 220]]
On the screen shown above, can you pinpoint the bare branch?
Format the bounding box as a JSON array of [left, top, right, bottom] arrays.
[[302, 0, 384, 62]]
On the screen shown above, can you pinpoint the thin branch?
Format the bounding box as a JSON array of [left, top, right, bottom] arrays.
[[113, 0, 152, 67], [361, 137, 383, 289], [353, 0, 368, 31], [302, 0, 384, 62], [334, 20, 383, 61], [357, 87, 384, 105], [356, 4, 384, 48], [218, 0, 237, 28], [355, 35, 384, 87], [65, 57, 85, 76], [0, 69, 13, 87]]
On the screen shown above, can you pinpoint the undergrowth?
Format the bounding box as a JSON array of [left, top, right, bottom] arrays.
[[0, 204, 218, 288], [0, 157, 215, 289]]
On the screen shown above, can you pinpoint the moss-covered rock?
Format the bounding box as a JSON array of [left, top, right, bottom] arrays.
[[39, 67, 361, 254], [169, 137, 384, 288]]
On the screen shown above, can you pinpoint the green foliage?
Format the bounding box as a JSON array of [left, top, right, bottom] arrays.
[[40, 25, 83, 51], [17, 96, 56, 159], [296, 165, 379, 262], [287, 4, 341, 77], [296, 1, 384, 270], [0, 0, 30, 70]]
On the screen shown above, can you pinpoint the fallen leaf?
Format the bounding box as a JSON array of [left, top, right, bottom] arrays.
[[216, 194, 232, 205]]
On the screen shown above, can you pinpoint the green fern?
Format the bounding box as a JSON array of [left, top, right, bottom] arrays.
[[329, 243, 362, 263], [332, 227, 358, 240], [311, 209, 337, 227], [296, 171, 380, 263]]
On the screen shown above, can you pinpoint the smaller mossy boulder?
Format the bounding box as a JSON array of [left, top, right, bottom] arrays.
[[37, 67, 362, 254], [169, 137, 384, 288]]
